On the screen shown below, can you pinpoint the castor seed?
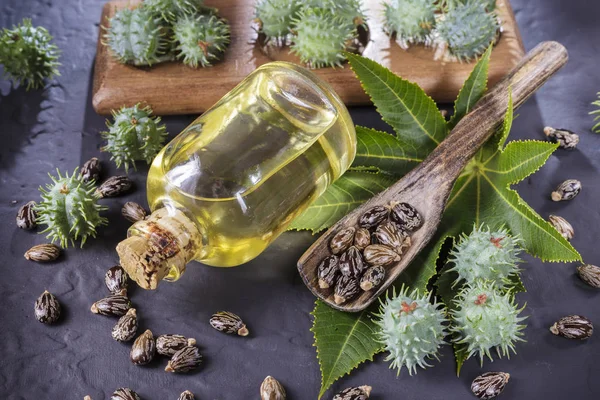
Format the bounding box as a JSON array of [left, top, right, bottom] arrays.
[[16, 200, 37, 230], [24, 243, 61, 262], [130, 329, 156, 365], [548, 215, 574, 241], [374, 221, 408, 253], [317, 255, 340, 289], [354, 228, 371, 250], [551, 179, 581, 201], [165, 346, 202, 373], [91, 290, 131, 316], [330, 227, 356, 255], [95, 176, 133, 198], [333, 385, 372, 400], [111, 388, 141, 400], [360, 266, 385, 291], [334, 275, 360, 305], [577, 264, 600, 289], [471, 372, 510, 399], [84, 396, 92, 400], [122, 202, 147, 223], [339, 246, 365, 278], [544, 127, 579, 149], [156, 334, 197, 357], [105, 265, 129, 294], [178, 391, 195, 400], [390, 202, 422, 232], [358, 206, 389, 229], [210, 311, 249, 336], [34, 290, 61, 324], [260, 375, 286, 400], [363, 244, 401, 266], [80, 157, 102, 183], [550, 315, 593, 340], [112, 308, 138, 342]]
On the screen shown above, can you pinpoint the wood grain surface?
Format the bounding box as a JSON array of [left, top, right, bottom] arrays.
[[297, 42, 568, 312], [92, 0, 525, 115]]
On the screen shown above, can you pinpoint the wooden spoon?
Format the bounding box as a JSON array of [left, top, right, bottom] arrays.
[[297, 41, 568, 312]]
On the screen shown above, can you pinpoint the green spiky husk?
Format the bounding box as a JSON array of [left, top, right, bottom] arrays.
[[374, 285, 447, 375], [383, 0, 437, 49], [302, 0, 366, 25], [435, 2, 499, 61], [448, 225, 522, 289], [0, 18, 60, 90], [290, 8, 355, 68], [442, 0, 497, 12], [255, 0, 300, 41], [101, 103, 167, 171], [451, 281, 526, 364], [104, 7, 170, 66], [36, 169, 108, 248], [173, 15, 230, 68], [143, 0, 206, 21]]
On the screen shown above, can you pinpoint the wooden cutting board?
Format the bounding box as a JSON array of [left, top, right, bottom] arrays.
[[92, 0, 525, 116]]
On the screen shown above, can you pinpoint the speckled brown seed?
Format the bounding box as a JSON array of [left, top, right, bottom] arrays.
[[16, 200, 37, 230], [330, 227, 356, 255], [548, 215, 574, 241], [91, 289, 131, 316], [34, 290, 61, 324], [550, 315, 593, 340], [317, 255, 340, 289], [105, 265, 129, 294], [471, 372, 510, 400], [334, 275, 361, 305], [551, 179, 581, 202], [165, 346, 203, 373], [130, 329, 156, 365], [577, 264, 600, 289], [210, 311, 249, 336], [112, 308, 138, 342], [374, 221, 408, 253], [260, 375, 286, 400], [353, 228, 371, 250], [360, 266, 385, 291], [24, 243, 61, 262], [358, 206, 389, 229], [156, 334, 197, 357], [339, 246, 365, 278], [363, 244, 401, 266], [390, 202, 422, 232], [80, 157, 102, 183], [544, 127, 579, 149], [95, 176, 133, 198], [111, 388, 141, 400], [178, 391, 195, 400], [333, 385, 372, 400], [122, 202, 147, 223]]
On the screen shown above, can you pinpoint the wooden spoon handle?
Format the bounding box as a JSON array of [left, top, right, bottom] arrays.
[[422, 41, 568, 187]]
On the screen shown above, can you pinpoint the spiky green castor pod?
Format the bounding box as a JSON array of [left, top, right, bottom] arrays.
[[290, 9, 355, 68], [374, 285, 447, 375], [143, 0, 206, 21], [101, 103, 168, 171], [451, 281, 526, 364], [434, 2, 499, 61], [301, 0, 367, 25], [442, 0, 497, 12], [383, 0, 437, 49], [0, 18, 60, 90], [104, 7, 170, 66], [173, 15, 231, 68], [447, 225, 522, 289], [254, 0, 300, 42], [36, 169, 108, 248]]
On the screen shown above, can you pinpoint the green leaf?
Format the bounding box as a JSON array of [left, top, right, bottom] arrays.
[[346, 52, 448, 157], [289, 171, 395, 233], [590, 92, 600, 133], [448, 46, 492, 129]]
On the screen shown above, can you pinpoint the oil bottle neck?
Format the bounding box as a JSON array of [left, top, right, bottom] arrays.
[[116, 207, 201, 289]]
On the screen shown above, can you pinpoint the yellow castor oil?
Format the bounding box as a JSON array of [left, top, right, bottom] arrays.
[[117, 62, 356, 289]]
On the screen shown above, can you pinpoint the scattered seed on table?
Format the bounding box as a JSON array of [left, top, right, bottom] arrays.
[[96, 176, 133, 198], [260, 375, 286, 400], [122, 202, 147, 223], [156, 334, 197, 357], [165, 346, 202, 373], [91, 289, 131, 316], [130, 329, 156, 365], [112, 308, 138, 342], [333, 385, 372, 400], [16, 200, 37, 230], [105, 265, 129, 294], [551, 179, 581, 202], [471, 372, 510, 400], [548, 215, 574, 241], [34, 290, 61, 324], [544, 127, 579, 149], [178, 391, 195, 400], [24, 243, 61, 262], [111, 388, 141, 400], [210, 311, 249, 336], [80, 157, 102, 183], [550, 315, 593, 340], [577, 264, 600, 289]]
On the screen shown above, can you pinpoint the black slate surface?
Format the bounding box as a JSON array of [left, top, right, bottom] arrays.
[[1, 1, 600, 399]]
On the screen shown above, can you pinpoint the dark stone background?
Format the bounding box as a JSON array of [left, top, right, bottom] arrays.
[[1, 1, 599, 399]]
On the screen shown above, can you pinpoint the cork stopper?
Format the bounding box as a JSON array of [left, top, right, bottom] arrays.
[[116, 208, 200, 290]]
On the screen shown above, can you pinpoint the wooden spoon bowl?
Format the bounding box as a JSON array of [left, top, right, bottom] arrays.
[[297, 41, 569, 312]]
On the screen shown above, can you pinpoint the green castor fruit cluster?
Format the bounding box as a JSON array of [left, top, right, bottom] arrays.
[[451, 281, 526, 364], [173, 14, 231, 68], [443, 0, 497, 12], [254, 0, 366, 68], [447, 225, 522, 290], [0, 18, 60, 90], [36, 169, 108, 248], [382, 0, 437, 49], [104, 3, 230, 68], [374, 285, 447, 375], [434, 1, 500, 61], [101, 103, 168, 171]]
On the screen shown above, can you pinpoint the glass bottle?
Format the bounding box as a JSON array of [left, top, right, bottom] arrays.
[[116, 62, 356, 289]]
